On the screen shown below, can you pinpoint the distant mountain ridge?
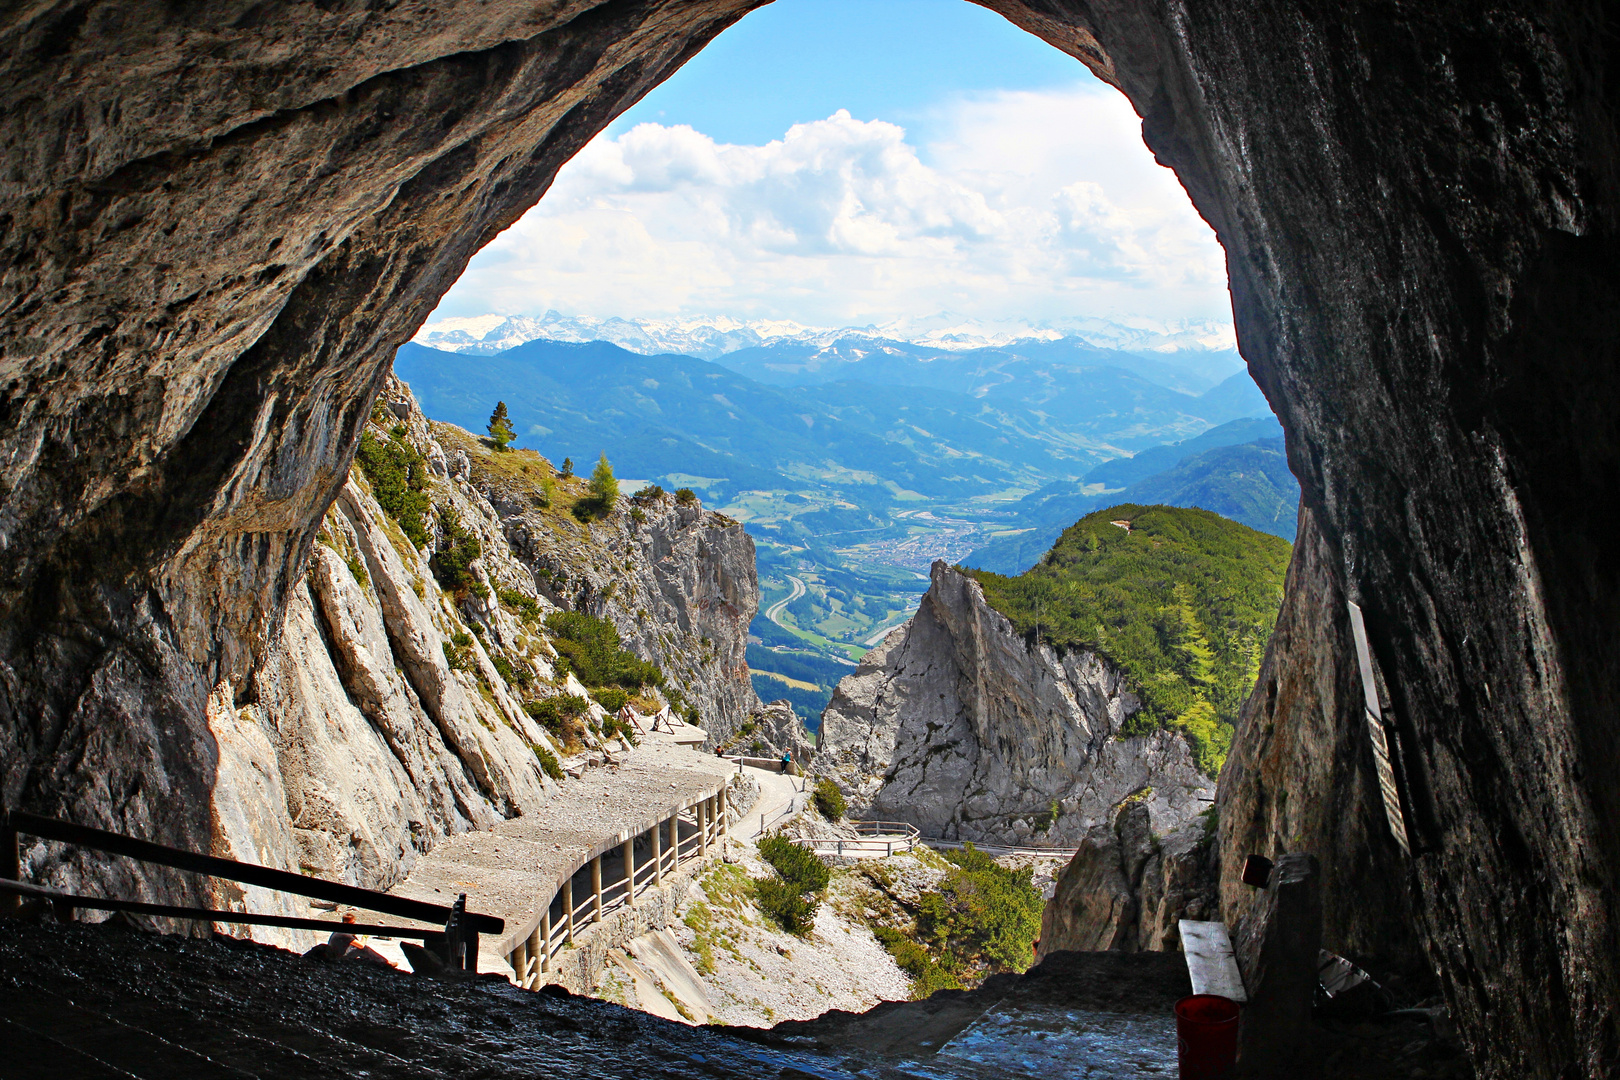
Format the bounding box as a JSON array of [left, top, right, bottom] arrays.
[[415, 311, 1241, 364], [393, 337, 1271, 505]]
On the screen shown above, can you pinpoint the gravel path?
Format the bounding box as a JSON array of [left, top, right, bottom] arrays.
[[390, 741, 735, 962]]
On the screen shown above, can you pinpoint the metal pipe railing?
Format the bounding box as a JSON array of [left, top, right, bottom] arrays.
[[0, 806, 501, 970]]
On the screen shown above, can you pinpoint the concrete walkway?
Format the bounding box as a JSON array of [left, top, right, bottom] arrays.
[[731, 765, 803, 840], [381, 741, 735, 974]]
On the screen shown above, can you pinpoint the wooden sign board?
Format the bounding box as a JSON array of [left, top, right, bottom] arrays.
[[1347, 601, 1411, 856]]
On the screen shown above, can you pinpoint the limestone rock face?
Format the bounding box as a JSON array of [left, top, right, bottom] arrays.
[[816, 561, 1214, 846], [1037, 802, 1218, 959], [1216, 506, 1425, 979], [472, 445, 762, 749], [733, 699, 815, 765]]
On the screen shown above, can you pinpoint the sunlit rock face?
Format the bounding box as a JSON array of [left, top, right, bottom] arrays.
[[815, 561, 1215, 846], [0, 1, 1617, 1075]]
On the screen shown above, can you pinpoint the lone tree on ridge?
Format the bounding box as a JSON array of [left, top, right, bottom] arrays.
[[488, 400, 515, 451], [589, 452, 619, 507]]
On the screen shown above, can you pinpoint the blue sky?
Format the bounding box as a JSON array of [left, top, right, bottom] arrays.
[[602, 0, 1088, 148], [428, 0, 1233, 338]]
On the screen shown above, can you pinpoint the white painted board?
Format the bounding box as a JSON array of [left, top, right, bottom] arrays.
[[1179, 919, 1247, 1002]]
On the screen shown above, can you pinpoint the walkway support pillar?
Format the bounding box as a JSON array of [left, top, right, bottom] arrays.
[[651, 823, 662, 886], [669, 814, 680, 873], [592, 855, 603, 923], [563, 877, 574, 942], [539, 906, 552, 973], [720, 786, 728, 830], [623, 838, 636, 909], [698, 799, 708, 856]]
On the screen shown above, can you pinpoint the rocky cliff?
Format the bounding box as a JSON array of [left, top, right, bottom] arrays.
[[816, 561, 1214, 847], [1037, 802, 1218, 958], [103, 376, 764, 910]]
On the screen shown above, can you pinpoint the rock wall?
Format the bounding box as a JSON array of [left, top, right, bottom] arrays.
[[3, 1, 1619, 1074], [815, 561, 1214, 846], [19, 375, 763, 925], [1037, 802, 1218, 958]]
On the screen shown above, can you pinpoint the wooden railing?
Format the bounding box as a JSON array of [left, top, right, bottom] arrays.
[[0, 807, 503, 971], [786, 819, 920, 857], [506, 785, 732, 989]]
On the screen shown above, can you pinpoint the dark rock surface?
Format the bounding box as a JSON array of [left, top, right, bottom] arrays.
[[2, 2, 1618, 1077]]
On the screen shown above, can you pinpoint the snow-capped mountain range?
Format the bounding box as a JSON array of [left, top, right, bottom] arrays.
[[412, 311, 1238, 361]]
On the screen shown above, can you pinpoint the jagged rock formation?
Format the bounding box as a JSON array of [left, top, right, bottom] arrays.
[[1037, 802, 1218, 958], [425, 419, 761, 750], [727, 699, 815, 764], [113, 376, 762, 914], [3, 2, 1619, 1075], [816, 561, 1214, 846]]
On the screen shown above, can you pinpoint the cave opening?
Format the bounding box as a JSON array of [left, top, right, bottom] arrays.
[[1, 1, 1617, 1077]]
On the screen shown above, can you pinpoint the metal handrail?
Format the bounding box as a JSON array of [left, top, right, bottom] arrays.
[[849, 820, 921, 839], [1, 806, 501, 970]]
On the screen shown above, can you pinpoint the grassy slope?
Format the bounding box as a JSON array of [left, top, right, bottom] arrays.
[[961, 504, 1291, 774]]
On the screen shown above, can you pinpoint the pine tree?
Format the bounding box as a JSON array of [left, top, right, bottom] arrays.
[[487, 400, 515, 451], [560, 457, 574, 479], [589, 452, 619, 506]]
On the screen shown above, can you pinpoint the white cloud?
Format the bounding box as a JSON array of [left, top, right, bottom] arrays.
[[431, 84, 1231, 328]]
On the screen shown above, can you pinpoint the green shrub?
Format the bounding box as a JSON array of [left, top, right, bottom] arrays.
[[530, 741, 564, 780], [812, 779, 846, 821], [491, 654, 530, 691], [758, 835, 830, 893], [602, 713, 639, 745], [753, 834, 829, 937], [633, 484, 665, 502], [544, 611, 663, 689], [754, 877, 818, 936], [525, 694, 590, 739], [914, 844, 1044, 977], [591, 686, 628, 712], [354, 430, 431, 547], [344, 554, 369, 588], [874, 926, 962, 999], [496, 586, 541, 623], [443, 631, 475, 671], [431, 506, 487, 598], [629, 507, 646, 524], [674, 487, 698, 506]]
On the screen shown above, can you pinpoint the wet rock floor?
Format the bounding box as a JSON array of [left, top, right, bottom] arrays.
[[0, 921, 1469, 1078]]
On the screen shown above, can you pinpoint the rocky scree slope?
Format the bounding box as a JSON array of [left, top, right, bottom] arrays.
[[138, 376, 764, 925], [814, 560, 1216, 850]]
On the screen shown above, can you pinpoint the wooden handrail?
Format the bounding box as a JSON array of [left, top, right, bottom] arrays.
[[3, 807, 502, 935], [0, 877, 447, 942]]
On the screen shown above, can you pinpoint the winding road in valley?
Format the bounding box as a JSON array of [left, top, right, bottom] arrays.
[[764, 575, 806, 627]]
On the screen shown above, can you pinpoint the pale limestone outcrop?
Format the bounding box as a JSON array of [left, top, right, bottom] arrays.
[[425, 410, 762, 750], [1036, 802, 1218, 958], [816, 561, 1213, 847], [191, 378, 761, 926]]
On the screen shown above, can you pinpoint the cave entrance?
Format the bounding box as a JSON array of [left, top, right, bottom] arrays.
[[402, 0, 1287, 808]]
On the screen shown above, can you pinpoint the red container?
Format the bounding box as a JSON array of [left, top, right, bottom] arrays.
[[1175, 994, 1240, 1080]]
